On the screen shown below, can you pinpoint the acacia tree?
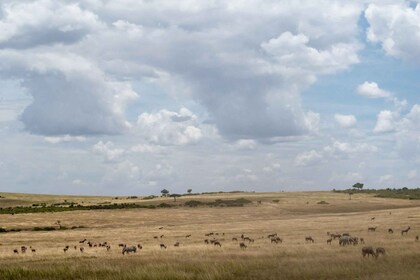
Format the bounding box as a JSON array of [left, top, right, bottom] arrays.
[[187, 189, 192, 194], [170, 194, 181, 202], [161, 189, 169, 197], [352, 182, 364, 191]]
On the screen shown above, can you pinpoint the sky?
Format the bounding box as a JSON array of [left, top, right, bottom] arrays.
[[0, 0, 419, 195]]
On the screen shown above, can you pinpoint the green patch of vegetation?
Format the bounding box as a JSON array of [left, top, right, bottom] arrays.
[[142, 195, 158, 200], [184, 200, 204, 207], [333, 188, 420, 200], [317, 200, 329, 204]]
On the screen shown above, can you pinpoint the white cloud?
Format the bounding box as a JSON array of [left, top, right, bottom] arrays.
[[93, 141, 125, 162], [357, 81, 391, 99], [137, 108, 202, 145], [295, 150, 323, 166], [334, 114, 357, 128], [366, 3, 420, 61], [44, 135, 86, 144], [373, 110, 397, 133], [234, 139, 257, 150], [324, 140, 378, 155]]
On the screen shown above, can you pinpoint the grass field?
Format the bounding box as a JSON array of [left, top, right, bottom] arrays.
[[0, 191, 419, 279]]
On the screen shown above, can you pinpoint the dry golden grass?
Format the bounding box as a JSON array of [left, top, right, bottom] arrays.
[[0, 191, 419, 279]]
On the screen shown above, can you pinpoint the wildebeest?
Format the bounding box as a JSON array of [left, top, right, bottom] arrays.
[[106, 245, 111, 251], [388, 228, 393, 234], [401, 226, 411, 235], [160, 244, 167, 249], [122, 245, 137, 255], [243, 237, 254, 243], [267, 233, 277, 238], [79, 239, 87, 243], [174, 242, 180, 247], [137, 244, 143, 249], [232, 237, 238, 241], [342, 233, 350, 237], [13, 249, 18, 254], [159, 227, 164, 229], [360, 238, 365, 244], [376, 247, 386, 256], [118, 243, 125, 247], [368, 227, 377, 232], [204, 239, 209, 244], [21, 246, 27, 253], [416, 235, 419, 241], [213, 241, 222, 247], [271, 237, 282, 244], [362, 246, 377, 258], [327, 238, 332, 245], [371, 217, 375, 220], [185, 234, 191, 238], [239, 242, 247, 249], [80, 247, 84, 252], [305, 236, 314, 243], [31, 248, 36, 253]]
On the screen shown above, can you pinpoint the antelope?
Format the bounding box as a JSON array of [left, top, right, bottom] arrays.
[[239, 242, 247, 249], [401, 226, 411, 235]]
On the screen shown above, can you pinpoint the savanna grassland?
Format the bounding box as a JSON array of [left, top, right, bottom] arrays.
[[0, 191, 419, 280]]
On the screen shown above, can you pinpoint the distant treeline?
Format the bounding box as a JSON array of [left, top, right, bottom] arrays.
[[0, 225, 86, 233], [0, 198, 253, 215], [334, 188, 420, 200]]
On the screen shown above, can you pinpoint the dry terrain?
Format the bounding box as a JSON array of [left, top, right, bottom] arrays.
[[0, 191, 419, 279]]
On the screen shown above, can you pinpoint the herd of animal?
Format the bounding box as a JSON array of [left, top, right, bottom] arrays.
[[8, 224, 418, 259]]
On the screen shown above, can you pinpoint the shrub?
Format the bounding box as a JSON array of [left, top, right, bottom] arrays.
[[317, 200, 329, 204], [184, 200, 203, 207], [272, 199, 280, 203]]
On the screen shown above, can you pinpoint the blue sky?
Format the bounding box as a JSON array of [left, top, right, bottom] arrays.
[[0, 1, 418, 195]]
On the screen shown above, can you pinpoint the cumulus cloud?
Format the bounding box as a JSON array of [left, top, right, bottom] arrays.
[[357, 81, 391, 99], [324, 140, 378, 155], [334, 114, 357, 128], [295, 150, 323, 166], [93, 141, 125, 162], [44, 135, 86, 144], [374, 110, 397, 133], [0, 51, 138, 135], [365, 3, 420, 61], [137, 108, 202, 145]]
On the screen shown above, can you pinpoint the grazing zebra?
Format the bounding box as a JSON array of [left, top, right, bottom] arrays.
[[362, 246, 377, 258], [239, 242, 247, 249], [305, 236, 314, 243], [401, 226, 411, 235]]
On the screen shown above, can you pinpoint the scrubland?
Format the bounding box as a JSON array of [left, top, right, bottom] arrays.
[[0, 191, 419, 279]]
